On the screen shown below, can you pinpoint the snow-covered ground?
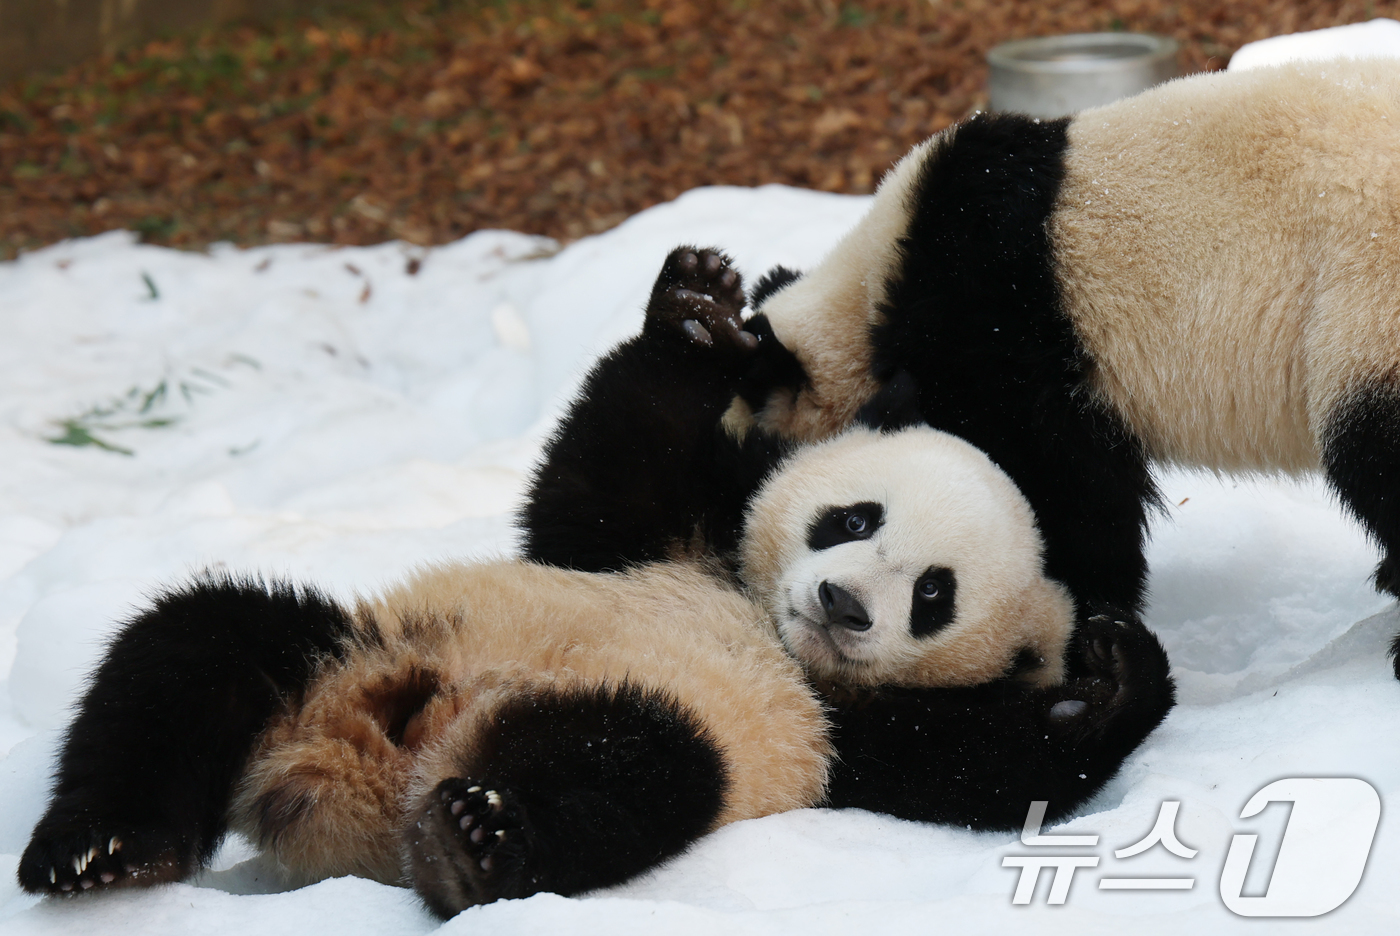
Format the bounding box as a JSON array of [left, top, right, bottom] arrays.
[[1, 182, 1397, 936], [5, 30, 1400, 933]]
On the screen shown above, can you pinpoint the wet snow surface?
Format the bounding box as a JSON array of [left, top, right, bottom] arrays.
[[1, 183, 1398, 934]]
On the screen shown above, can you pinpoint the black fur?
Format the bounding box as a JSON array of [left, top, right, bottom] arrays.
[[405, 682, 727, 917], [853, 369, 926, 432], [732, 311, 810, 415], [824, 611, 1175, 827], [18, 575, 353, 894], [520, 246, 797, 572], [806, 502, 884, 551], [1322, 378, 1400, 679], [870, 113, 1159, 616], [908, 567, 956, 637], [749, 265, 803, 308]]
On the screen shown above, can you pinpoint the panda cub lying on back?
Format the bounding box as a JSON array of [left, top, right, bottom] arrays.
[[737, 60, 1400, 678], [19, 248, 1174, 918]]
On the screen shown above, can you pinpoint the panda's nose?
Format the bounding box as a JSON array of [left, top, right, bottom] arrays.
[[818, 581, 871, 632]]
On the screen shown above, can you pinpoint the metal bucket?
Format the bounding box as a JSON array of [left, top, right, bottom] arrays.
[[988, 33, 1179, 118]]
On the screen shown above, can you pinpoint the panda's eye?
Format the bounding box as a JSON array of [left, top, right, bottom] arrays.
[[806, 502, 885, 551], [910, 566, 957, 637]]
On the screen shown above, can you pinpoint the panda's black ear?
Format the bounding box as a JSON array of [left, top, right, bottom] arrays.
[[749, 265, 803, 308], [855, 370, 926, 432]]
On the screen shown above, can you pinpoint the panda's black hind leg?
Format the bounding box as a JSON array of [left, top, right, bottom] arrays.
[[404, 681, 727, 918], [1320, 381, 1400, 680], [18, 575, 353, 896]]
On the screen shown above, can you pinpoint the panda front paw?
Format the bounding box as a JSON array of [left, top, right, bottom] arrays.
[[1049, 612, 1175, 741], [406, 778, 539, 918], [18, 822, 188, 894], [644, 246, 754, 354]]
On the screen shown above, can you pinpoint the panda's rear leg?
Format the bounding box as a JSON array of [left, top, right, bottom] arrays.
[[1320, 381, 1400, 679], [404, 681, 728, 918]]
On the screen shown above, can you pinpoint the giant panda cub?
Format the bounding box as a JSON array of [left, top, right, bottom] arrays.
[[734, 59, 1400, 678], [19, 248, 1174, 919]]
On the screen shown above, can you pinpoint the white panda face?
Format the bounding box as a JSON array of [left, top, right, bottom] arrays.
[[777, 500, 957, 676], [739, 427, 1075, 689]]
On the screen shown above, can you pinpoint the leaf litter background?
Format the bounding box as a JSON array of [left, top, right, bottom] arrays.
[[1, 0, 1394, 259]]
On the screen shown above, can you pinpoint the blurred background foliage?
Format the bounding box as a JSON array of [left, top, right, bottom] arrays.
[[1, 0, 1391, 258]]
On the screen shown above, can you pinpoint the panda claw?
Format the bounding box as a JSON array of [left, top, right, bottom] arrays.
[[18, 823, 195, 896]]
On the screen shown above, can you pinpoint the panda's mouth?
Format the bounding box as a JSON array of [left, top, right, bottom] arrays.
[[781, 608, 869, 673]]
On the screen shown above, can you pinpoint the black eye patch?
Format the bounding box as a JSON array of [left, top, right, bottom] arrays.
[[910, 566, 957, 637], [806, 502, 885, 551]]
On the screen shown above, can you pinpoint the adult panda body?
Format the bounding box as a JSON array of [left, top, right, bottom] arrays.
[[746, 60, 1400, 675], [19, 249, 1175, 918]]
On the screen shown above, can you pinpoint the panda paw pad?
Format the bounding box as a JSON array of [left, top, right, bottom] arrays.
[[648, 246, 754, 353], [434, 779, 534, 895], [1051, 612, 1174, 735]]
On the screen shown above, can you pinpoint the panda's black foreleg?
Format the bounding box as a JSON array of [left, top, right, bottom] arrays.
[[17, 575, 353, 895], [1321, 381, 1400, 679], [521, 246, 795, 571], [822, 612, 1175, 829], [404, 681, 728, 919]]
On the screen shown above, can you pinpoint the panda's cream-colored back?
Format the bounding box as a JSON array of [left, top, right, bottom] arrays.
[[753, 60, 1400, 475], [740, 426, 1074, 689], [1054, 59, 1400, 471]]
